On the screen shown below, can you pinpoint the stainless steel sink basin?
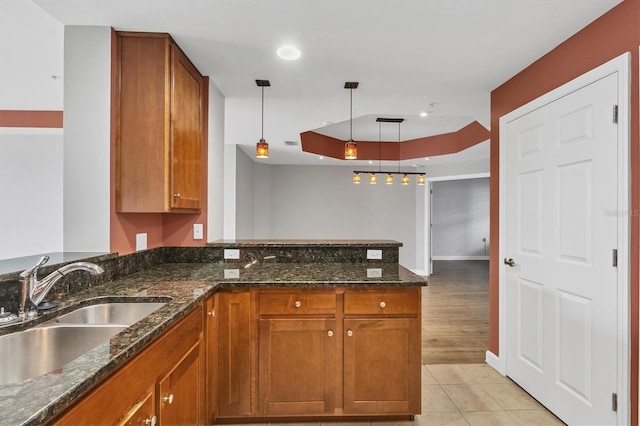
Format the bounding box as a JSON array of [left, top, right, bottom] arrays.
[[0, 301, 166, 385], [0, 324, 126, 385], [49, 302, 166, 326]]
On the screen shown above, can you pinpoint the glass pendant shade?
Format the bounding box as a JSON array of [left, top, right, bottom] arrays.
[[345, 141, 357, 160], [369, 173, 377, 184], [401, 174, 410, 185], [256, 139, 269, 158], [417, 174, 426, 185], [352, 172, 361, 184], [385, 173, 394, 185]]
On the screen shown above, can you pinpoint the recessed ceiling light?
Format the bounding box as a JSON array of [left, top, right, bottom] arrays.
[[425, 157, 430, 161], [318, 156, 324, 160], [277, 45, 301, 60], [420, 111, 428, 117], [368, 160, 373, 164]]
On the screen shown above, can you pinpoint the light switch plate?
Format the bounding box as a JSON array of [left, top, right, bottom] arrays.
[[367, 268, 383, 278], [224, 269, 240, 279], [193, 223, 203, 240], [367, 249, 382, 260], [136, 233, 147, 251], [224, 249, 240, 259]]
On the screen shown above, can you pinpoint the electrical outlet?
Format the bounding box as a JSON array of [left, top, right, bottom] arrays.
[[367, 249, 383, 260], [224, 249, 240, 259], [224, 269, 240, 279], [136, 233, 147, 251], [193, 223, 203, 240], [367, 268, 383, 278]]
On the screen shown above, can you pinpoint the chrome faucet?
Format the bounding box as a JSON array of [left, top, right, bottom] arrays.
[[19, 256, 104, 317]]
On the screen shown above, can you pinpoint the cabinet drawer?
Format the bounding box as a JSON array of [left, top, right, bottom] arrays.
[[344, 289, 419, 315], [259, 291, 336, 316]]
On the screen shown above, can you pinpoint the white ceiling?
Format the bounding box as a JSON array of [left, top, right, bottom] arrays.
[[34, 0, 621, 167]]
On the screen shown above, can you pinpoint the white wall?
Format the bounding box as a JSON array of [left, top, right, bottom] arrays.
[[0, 133, 64, 259], [62, 26, 111, 252], [431, 178, 490, 259], [230, 159, 420, 270], [207, 83, 226, 241]]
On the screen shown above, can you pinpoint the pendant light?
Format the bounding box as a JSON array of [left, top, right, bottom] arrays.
[[344, 82, 359, 159], [255, 79, 270, 159], [352, 117, 426, 186]]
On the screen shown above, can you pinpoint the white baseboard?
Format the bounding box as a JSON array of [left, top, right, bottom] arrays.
[[410, 268, 429, 277], [485, 350, 506, 375], [432, 256, 489, 261]]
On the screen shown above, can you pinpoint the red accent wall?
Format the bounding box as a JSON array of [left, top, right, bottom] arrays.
[[0, 110, 63, 128], [490, 1, 639, 423], [109, 28, 209, 254]]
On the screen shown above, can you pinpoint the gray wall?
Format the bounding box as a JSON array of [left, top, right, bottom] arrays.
[[232, 156, 420, 270], [432, 178, 489, 259]]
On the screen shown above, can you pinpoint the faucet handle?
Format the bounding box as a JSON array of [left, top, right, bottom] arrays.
[[19, 255, 50, 278]]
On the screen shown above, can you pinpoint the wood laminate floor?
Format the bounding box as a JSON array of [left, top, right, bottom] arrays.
[[422, 260, 489, 365]]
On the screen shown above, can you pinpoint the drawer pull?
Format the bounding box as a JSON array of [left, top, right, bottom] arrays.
[[163, 394, 174, 404], [208, 310, 215, 317], [347, 329, 353, 337], [327, 329, 334, 337], [144, 416, 157, 426], [379, 301, 386, 308], [294, 300, 302, 308], [174, 192, 181, 198]]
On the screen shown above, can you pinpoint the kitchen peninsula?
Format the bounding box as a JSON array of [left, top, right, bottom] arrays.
[[0, 240, 426, 425]]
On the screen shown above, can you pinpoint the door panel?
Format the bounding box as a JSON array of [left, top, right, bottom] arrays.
[[505, 72, 618, 425]]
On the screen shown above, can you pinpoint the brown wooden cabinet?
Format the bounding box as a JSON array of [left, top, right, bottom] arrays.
[[213, 287, 421, 423], [343, 289, 421, 415], [258, 290, 338, 416], [53, 305, 204, 425], [116, 32, 204, 213], [205, 295, 218, 423], [118, 389, 155, 426], [158, 342, 202, 425], [216, 291, 254, 418]]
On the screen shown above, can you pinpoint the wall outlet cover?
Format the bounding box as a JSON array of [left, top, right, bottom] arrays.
[[136, 233, 147, 251], [224, 249, 240, 259], [367, 249, 383, 260], [193, 223, 204, 240], [367, 268, 383, 278], [224, 269, 240, 279]]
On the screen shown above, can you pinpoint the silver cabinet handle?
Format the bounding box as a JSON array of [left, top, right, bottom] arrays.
[[207, 310, 215, 317], [144, 416, 157, 426], [327, 330, 333, 337], [347, 329, 353, 337], [379, 301, 386, 308], [174, 192, 181, 198], [294, 300, 302, 308], [163, 394, 174, 404]]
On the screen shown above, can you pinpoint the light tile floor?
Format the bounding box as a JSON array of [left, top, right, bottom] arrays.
[[246, 364, 565, 426]]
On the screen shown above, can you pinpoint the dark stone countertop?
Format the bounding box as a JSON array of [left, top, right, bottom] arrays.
[[0, 261, 425, 425], [207, 239, 403, 248]]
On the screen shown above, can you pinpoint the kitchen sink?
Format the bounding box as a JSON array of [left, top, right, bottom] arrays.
[[48, 302, 166, 326], [0, 324, 126, 385], [0, 301, 167, 385]]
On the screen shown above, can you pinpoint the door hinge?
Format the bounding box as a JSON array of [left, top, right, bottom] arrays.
[[613, 105, 618, 124], [612, 249, 618, 267], [612, 393, 618, 411]]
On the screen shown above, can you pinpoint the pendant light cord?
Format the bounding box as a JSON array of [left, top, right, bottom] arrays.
[[349, 88, 353, 141], [378, 121, 382, 172], [261, 86, 264, 140], [397, 121, 401, 173]]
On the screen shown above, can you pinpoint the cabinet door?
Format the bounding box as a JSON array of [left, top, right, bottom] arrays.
[[343, 318, 421, 415], [118, 389, 156, 426], [217, 291, 253, 417], [204, 295, 218, 423], [158, 342, 202, 426], [258, 318, 337, 416], [170, 43, 202, 210]]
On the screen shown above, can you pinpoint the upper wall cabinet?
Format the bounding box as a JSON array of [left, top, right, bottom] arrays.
[[116, 32, 204, 213]]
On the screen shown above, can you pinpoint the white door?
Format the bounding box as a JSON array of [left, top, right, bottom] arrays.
[[504, 72, 619, 425]]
